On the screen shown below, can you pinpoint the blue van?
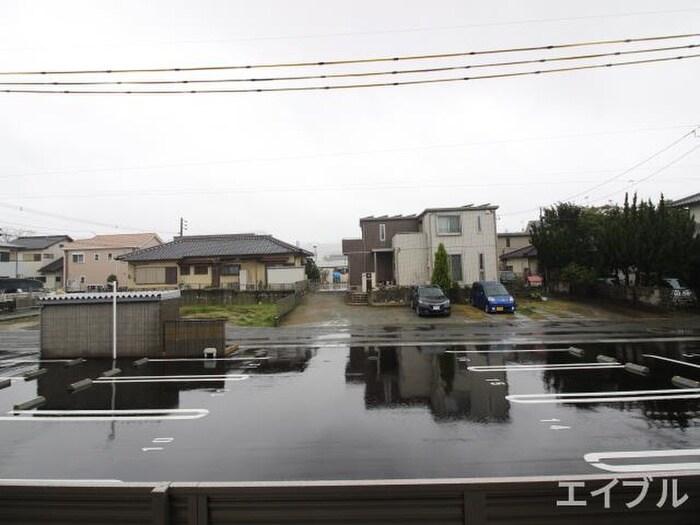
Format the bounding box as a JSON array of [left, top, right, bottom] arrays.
[[470, 281, 516, 313]]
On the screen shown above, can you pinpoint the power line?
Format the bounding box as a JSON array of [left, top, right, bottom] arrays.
[[3, 53, 699, 94], [0, 202, 178, 235], [4, 175, 698, 201], [3, 8, 699, 52], [589, 143, 700, 205], [1, 124, 693, 180], [1, 43, 696, 86], [555, 129, 697, 202], [500, 131, 700, 216], [1, 33, 697, 76]]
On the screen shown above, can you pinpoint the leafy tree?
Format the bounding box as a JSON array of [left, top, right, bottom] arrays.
[[532, 194, 698, 288], [304, 258, 321, 281], [106, 274, 118, 286], [431, 243, 451, 291]]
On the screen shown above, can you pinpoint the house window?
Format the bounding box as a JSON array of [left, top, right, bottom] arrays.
[[479, 253, 484, 270], [43, 253, 54, 259], [0, 252, 9, 262], [477, 215, 482, 232], [449, 254, 463, 281], [55, 275, 62, 283], [94, 254, 100, 262], [135, 267, 166, 284], [108, 253, 113, 260], [33, 253, 41, 262], [437, 215, 461, 234], [221, 264, 240, 276], [72, 253, 84, 264], [379, 223, 386, 242], [194, 265, 208, 275], [79, 276, 86, 284], [180, 265, 191, 276], [506, 237, 511, 248]]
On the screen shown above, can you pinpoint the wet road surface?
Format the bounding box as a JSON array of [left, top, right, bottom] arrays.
[[0, 320, 699, 482]]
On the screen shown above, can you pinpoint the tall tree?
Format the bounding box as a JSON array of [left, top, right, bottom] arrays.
[[431, 243, 451, 291]]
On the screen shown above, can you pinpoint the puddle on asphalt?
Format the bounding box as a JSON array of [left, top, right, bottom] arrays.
[[0, 340, 698, 481]]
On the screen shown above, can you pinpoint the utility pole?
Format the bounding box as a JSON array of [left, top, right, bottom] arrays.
[[179, 217, 188, 237]]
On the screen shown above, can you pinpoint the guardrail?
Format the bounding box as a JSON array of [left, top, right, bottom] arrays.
[[1, 472, 698, 524]]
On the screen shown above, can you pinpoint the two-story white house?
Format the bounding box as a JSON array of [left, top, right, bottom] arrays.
[[393, 205, 498, 286], [343, 204, 499, 288]]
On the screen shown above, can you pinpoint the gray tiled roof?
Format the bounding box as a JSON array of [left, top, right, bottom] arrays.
[[11, 235, 72, 250], [671, 192, 700, 207], [120, 234, 312, 262]]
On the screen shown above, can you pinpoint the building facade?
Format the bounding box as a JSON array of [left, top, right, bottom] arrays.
[[63, 233, 163, 292], [343, 205, 499, 288], [671, 192, 700, 234], [8, 235, 72, 289], [120, 234, 311, 290]]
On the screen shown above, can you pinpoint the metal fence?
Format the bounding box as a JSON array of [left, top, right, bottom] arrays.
[[1, 472, 698, 524]]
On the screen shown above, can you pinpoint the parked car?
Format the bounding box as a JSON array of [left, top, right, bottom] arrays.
[[498, 270, 518, 285], [661, 278, 697, 306], [470, 281, 516, 313], [411, 285, 451, 317]]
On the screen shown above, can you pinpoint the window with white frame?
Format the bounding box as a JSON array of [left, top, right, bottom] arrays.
[[94, 253, 100, 261], [72, 253, 84, 263], [379, 223, 386, 242], [436, 215, 461, 235]]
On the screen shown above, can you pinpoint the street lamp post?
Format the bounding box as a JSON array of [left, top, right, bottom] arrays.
[[112, 280, 117, 362]]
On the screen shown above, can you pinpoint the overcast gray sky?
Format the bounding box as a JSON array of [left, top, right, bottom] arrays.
[[0, 0, 698, 245]]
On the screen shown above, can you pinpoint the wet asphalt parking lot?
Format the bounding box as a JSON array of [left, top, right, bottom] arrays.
[[0, 320, 699, 483]]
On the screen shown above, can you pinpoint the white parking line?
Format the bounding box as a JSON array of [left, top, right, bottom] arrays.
[[642, 354, 700, 369], [468, 363, 624, 372], [507, 388, 700, 404], [0, 408, 209, 421], [238, 336, 700, 350], [585, 449, 700, 473], [0, 478, 123, 484], [142, 447, 164, 452], [446, 348, 575, 354], [0, 359, 72, 364], [146, 357, 270, 362], [152, 437, 174, 443], [94, 374, 249, 384]]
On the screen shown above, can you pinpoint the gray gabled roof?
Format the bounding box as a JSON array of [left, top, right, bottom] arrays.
[[120, 234, 312, 262], [500, 245, 538, 260], [671, 192, 700, 208], [10, 235, 72, 250], [39, 257, 64, 274]]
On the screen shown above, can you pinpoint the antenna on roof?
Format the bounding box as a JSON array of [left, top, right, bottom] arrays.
[[179, 217, 188, 237]]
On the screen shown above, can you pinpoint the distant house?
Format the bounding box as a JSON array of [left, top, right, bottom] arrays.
[[499, 245, 539, 278], [0, 242, 20, 278], [342, 204, 499, 289], [63, 233, 163, 292], [119, 234, 312, 290], [9, 235, 73, 289], [497, 226, 540, 277], [671, 192, 700, 234]]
